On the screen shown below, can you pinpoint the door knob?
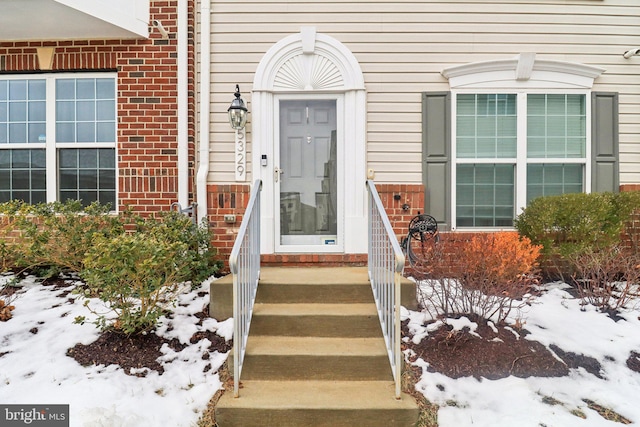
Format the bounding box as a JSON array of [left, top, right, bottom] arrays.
[[274, 167, 284, 182]]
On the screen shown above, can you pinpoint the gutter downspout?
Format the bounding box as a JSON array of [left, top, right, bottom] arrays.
[[177, 0, 189, 209], [196, 1, 211, 223]]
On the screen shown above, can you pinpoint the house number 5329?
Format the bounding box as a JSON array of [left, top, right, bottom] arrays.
[[235, 128, 246, 181]]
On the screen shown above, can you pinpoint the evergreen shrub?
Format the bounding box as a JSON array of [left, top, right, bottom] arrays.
[[514, 192, 640, 279]]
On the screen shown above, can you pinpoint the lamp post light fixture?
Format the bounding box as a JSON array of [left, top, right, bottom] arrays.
[[228, 85, 248, 181], [228, 84, 248, 130]]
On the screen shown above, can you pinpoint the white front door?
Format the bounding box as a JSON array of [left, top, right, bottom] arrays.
[[276, 99, 341, 251]]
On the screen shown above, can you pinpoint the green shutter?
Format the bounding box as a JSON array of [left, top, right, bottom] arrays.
[[422, 92, 451, 230], [591, 92, 619, 193]]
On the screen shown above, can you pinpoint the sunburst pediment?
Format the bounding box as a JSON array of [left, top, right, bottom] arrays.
[[274, 53, 344, 91]]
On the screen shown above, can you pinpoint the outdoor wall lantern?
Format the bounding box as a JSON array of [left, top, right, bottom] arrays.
[[228, 84, 248, 130]]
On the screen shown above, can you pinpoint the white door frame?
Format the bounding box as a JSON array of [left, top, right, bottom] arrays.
[[252, 27, 367, 255]]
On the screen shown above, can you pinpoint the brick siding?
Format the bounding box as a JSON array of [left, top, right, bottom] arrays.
[[0, 0, 195, 215]]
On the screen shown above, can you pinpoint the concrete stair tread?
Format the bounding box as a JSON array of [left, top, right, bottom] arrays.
[[219, 380, 415, 410], [259, 267, 370, 285], [245, 336, 388, 356], [253, 302, 378, 316]]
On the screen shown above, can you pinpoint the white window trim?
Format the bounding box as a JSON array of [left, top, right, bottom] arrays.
[[0, 72, 117, 206], [443, 54, 604, 231]]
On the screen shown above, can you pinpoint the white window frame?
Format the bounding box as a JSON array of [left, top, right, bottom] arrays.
[[442, 53, 604, 231], [451, 89, 591, 230], [0, 72, 117, 207]]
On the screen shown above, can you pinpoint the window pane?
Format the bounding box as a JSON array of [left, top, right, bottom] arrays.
[[527, 94, 586, 159], [59, 170, 76, 189], [9, 81, 26, 101], [56, 78, 116, 144], [567, 94, 586, 115], [28, 101, 45, 121], [28, 123, 46, 143], [79, 148, 97, 168], [0, 151, 8, 167], [56, 79, 75, 100], [99, 190, 116, 207], [567, 116, 585, 137], [31, 169, 46, 189], [31, 149, 45, 168], [527, 164, 584, 204], [0, 82, 7, 101], [547, 116, 565, 136], [97, 122, 116, 143], [59, 148, 116, 207], [96, 100, 115, 121], [456, 94, 516, 159], [0, 149, 46, 203], [77, 122, 95, 142], [56, 101, 75, 121], [77, 101, 95, 121], [56, 123, 75, 142], [59, 191, 76, 202], [0, 124, 6, 144], [28, 80, 46, 100], [477, 116, 496, 136], [9, 102, 26, 121], [99, 169, 116, 189], [80, 170, 98, 189], [9, 123, 26, 143], [76, 80, 95, 99], [11, 150, 29, 167], [0, 170, 9, 189], [59, 149, 77, 168], [456, 164, 514, 227], [99, 148, 116, 168], [96, 79, 115, 99], [457, 94, 476, 115], [31, 191, 46, 204]]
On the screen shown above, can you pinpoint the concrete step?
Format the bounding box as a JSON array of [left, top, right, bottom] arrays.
[[215, 380, 419, 427], [250, 303, 382, 337], [211, 266, 420, 426], [209, 266, 418, 320], [240, 336, 393, 381], [255, 267, 374, 304]]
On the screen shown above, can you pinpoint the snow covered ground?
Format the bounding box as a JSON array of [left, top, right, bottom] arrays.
[[405, 282, 640, 427], [1, 274, 639, 426], [0, 274, 232, 427]]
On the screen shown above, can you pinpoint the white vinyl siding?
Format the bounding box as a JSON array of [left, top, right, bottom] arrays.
[[201, 0, 640, 185]]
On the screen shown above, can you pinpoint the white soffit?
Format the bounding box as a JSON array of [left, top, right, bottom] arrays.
[[0, 0, 149, 41], [442, 53, 606, 89]]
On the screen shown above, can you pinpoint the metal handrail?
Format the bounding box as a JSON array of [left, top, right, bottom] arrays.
[[366, 179, 405, 399], [229, 179, 262, 398]]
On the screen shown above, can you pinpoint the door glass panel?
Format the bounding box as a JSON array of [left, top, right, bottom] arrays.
[[279, 100, 337, 246]]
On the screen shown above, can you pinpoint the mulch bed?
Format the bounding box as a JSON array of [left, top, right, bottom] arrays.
[[402, 315, 639, 380]]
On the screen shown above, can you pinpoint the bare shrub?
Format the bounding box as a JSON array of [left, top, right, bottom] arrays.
[[570, 245, 640, 313], [417, 232, 542, 324]]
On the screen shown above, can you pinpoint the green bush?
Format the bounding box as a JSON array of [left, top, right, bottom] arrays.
[[80, 232, 193, 335], [131, 210, 221, 285], [78, 211, 220, 335], [514, 191, 640, 279], [0, 200, 124, 276]]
